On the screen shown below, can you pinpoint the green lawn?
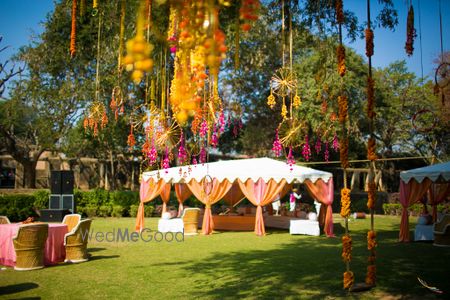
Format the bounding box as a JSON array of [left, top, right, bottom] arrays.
[[1, 215, 449, 299]]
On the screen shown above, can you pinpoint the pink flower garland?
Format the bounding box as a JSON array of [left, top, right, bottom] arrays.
[[332, 133, 340, 152], [272, 129, 283, 157], [162, 147, 170, 173], [302, 135, 311, 161], [287, 146, 295, 171]]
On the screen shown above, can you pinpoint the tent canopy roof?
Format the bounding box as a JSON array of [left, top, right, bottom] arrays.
[[142, 157, 332, 184], [400, 161, 450, 184]]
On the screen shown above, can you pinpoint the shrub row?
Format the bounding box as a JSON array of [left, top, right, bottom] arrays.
[[0, 189, 156, 221], [382, 203, 450, 216]]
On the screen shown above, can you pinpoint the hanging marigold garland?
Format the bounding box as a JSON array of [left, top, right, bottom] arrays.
[[365, 0, 377, 288], [342, 234, 352, 262], [343, 271, 354, 290], [339, 138, 349, 169], [367, 181, 376, 210], [405, 4, 416, 56], [367, 137, 377, 161], [338, 95, 348, 123], [70, 0, 77, 57], [336, 45, 346, 77], [340, 188, 351, 218], [336, 0, 344, 25], [365, 28, 374, 58]]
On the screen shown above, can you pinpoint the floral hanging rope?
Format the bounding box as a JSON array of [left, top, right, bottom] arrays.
[[405, 2, 416, 56], [365, 0, 377, 288], [70, 0, 77, 57], [335, 0, 354, 290]]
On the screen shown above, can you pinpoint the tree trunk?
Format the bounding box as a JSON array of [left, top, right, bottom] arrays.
[[22, 160, 37, 188], [109, 150, 115, 190]]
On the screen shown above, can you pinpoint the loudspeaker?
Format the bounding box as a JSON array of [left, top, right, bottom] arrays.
[[50, 171, 62, 194], [62, 194, 75, 212], [61, 171, 74, 194], [50, 171, 74, 194], [49, 195, 61, 209], [39, 209, 71, 222]]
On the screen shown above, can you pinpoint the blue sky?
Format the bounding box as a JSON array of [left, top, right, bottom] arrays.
[[0, 0, 449, 82]]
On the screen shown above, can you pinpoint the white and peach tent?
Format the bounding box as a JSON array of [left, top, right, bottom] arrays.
[[398, 161, 450, 242], [135, 157, 335, 237]]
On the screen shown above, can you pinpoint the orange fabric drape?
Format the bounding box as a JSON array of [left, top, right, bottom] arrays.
[[399, 178, 432, 242], [135, 179, 168, 231], [278, 183, 292, 200], [429, 183, 450, 222], [187, 178, 232, 235], [174, 183, 192, 217], [238, 178, 287, 236], [304, 179, 335, 237], [160, 183, 171, 215], [223, 182, 245, 207]]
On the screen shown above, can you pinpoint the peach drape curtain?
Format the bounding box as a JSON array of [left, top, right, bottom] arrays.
[[174, 183, 192, 217], [238, 178, 287, 236], [187, 178, 232, 235], [160, 183, 171, 215], [429, 183, 450, 222], [135, 179, 168, 231], [223, 182, 245, 206], [399, 178, 432, 242], [303, 179, 335, 237]]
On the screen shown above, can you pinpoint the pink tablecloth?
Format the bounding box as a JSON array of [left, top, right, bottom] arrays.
[[0, 223, 68, 267]]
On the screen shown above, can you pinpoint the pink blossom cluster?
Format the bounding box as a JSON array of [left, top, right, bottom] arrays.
[[287, 146, 295, 171], [302, 135, 311, 161], [211, 125, 219, 148], [178, 135, 187, 165], [272, 130, 283, 157], [324, 142, 330, 162], [199, 119, 208, 138], [332, 133, 339, 152], [162, 147, 170, 173], [219, 110, 226, 133], [199, 146, 207, 164], [148, 139, 157, 164], [315, 137, 322, 154]]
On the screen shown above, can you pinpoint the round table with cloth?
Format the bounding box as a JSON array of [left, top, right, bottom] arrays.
[[0, 223, 68, 267]]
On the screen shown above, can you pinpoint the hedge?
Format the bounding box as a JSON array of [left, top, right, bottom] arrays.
[[0, 189, 148, 220], [383, 203, 450, 216]]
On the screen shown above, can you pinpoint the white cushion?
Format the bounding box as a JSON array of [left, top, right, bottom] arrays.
[[161, 212, 171, 220], [308, 212, 318, 221]]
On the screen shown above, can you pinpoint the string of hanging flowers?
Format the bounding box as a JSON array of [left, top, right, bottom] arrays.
[[70, 0, 77, 57], [405, 4, 416, 56]]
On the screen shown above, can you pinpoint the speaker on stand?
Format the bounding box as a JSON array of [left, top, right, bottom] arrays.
[[43, 171, 75, 221]]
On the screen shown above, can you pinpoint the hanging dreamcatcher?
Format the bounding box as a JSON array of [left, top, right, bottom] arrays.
[[434, 62, 449, 105]]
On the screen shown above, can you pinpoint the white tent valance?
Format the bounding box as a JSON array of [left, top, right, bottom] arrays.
[[141, 157, 332, 184], [399, 161, 450, 184]]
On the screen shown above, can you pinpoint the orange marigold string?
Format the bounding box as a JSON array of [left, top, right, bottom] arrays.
[[367, 76, 375, 119], [343, 271, 354, 289], [101, 111, 108, 129], [339, 137, 349, 169], [336, 0, 344, 25], [367, 230, 377, 250], [342, 234, 352, 262], [367, 181, 376, 210], [336, 45, 346, 77], [405, 5, 416, 56], [127, 125, 136, 151], [340, 188, 351, 218], [70, 0, 77, 57], [365, 265, 376, 286], [367, 137, 377, 161], [365, 28, 374, 57], [338, 95, 348, 123]]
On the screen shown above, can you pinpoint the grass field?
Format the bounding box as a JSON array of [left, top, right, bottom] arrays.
[[1, 215, 449, 299]]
